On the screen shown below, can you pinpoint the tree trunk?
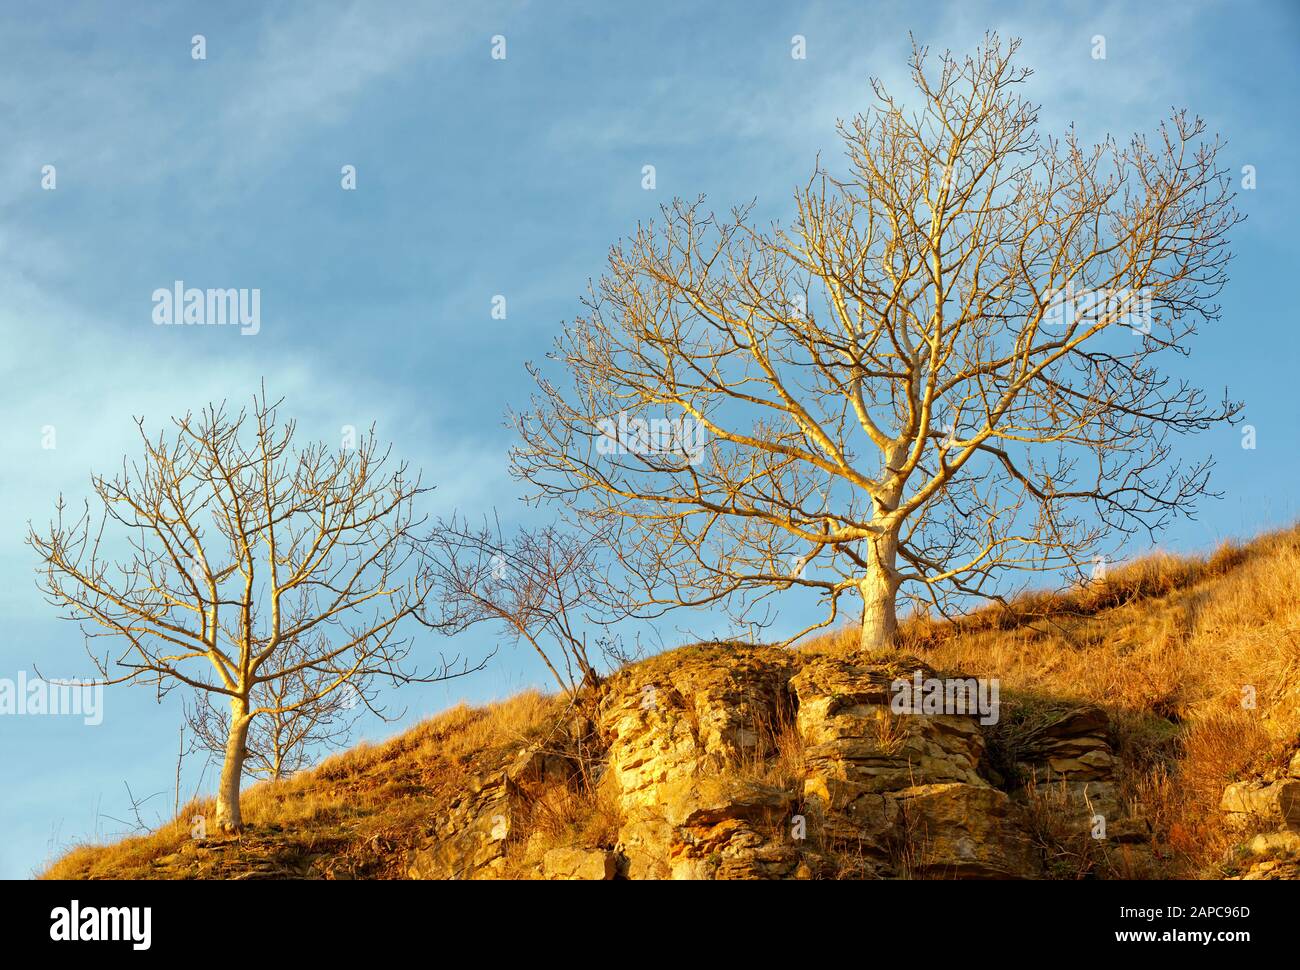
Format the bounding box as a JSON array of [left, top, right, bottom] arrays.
[[858, 534, 900, 655], [215, 697, 251, 833]]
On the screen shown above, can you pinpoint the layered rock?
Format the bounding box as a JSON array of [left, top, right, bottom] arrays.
[[1220, 779, 1300, 826], [407, 770, 516, 879], [598, 645, 797, 810], [1012, 705, 1116, 785], [407, 735, 581, 879], [593, 647, 1045, 879], [791, 655, 1039, 878], [406, 642, 1186, 880], [597, 645, 801, 878], [997, 703, 1151, 848], [896, 783, 1043, 879]]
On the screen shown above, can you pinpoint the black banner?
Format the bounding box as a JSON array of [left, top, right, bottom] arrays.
[[3, 878, 1284, 956]]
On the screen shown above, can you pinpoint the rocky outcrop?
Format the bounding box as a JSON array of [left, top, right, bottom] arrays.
[[598, 645, 801, 879], [793, 655, 987, 798], [656, 776, 802, 879], [407, 728, 583, 879], [1012, 705, 1116, 785], [985, 701, 1154, 856], [1220, 779, 1300, 825], [594, 646, 1047, 879], [790, 654, 1040, 877], [406, 769, 517, 879], [1237, 858, 1300, 880], [598, 646, 797, 811], [896, 783, 1042, 878], [406, 642, 1177, 880]]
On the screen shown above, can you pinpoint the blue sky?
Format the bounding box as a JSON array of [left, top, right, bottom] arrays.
[[1, 0, 1296, 878]]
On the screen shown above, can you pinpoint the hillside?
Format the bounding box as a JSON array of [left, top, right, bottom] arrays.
[[44, 526, 1300, 880]]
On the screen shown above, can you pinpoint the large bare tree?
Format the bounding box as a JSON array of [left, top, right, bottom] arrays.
[[512, 36, 1242, 654], [28, 391, 479, 832]]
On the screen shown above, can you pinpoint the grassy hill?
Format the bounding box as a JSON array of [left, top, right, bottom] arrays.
[[43, 526, 1300, 880]]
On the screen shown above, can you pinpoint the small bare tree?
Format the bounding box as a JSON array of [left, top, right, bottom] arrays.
[[28, 391, 480, 832], [512, 35, 1242, 654], [426, 516, 608, 691], [183, 623, 365, 782]]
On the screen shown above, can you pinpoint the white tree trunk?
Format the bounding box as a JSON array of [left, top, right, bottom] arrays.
[[858, 533, 900, 655], [215, 697, 251, 833]]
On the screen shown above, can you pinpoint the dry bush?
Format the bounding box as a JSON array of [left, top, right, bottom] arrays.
[[42, 811, 198, 880], [1141, 708, 1279, 873], [500, 772, 624, 879], [1018, 780, 1126, 880]]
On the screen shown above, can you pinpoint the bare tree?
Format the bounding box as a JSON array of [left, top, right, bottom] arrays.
[[425, 516, 609, 692], [28, 390, 481, 832], [512, 35, 1242, 654], [183, 622, 365, 782]]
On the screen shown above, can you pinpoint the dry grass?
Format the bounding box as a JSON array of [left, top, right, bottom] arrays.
[[43, 690, 564, 880], [498, 770, 624, 878]]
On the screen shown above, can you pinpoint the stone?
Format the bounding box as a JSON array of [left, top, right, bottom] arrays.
[[1237, 858, 1300, 880], [1013, 706, 1116, 784], [1245, 829, 1300, 857], [542, 847, 616, 880], [895, 782, 1044, 879], [661, 775, 792, 828], [506, 745, 573, 787], [791, 655, 994, 866], [598, 645, 797, 811], [408, 771, 516, 879], [658, 776, 801, 880], [793, 656, 988, 793], [1220, 780, 1300, 825], [599, 645, 803, 879], [409, 645, 1114, 880]]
